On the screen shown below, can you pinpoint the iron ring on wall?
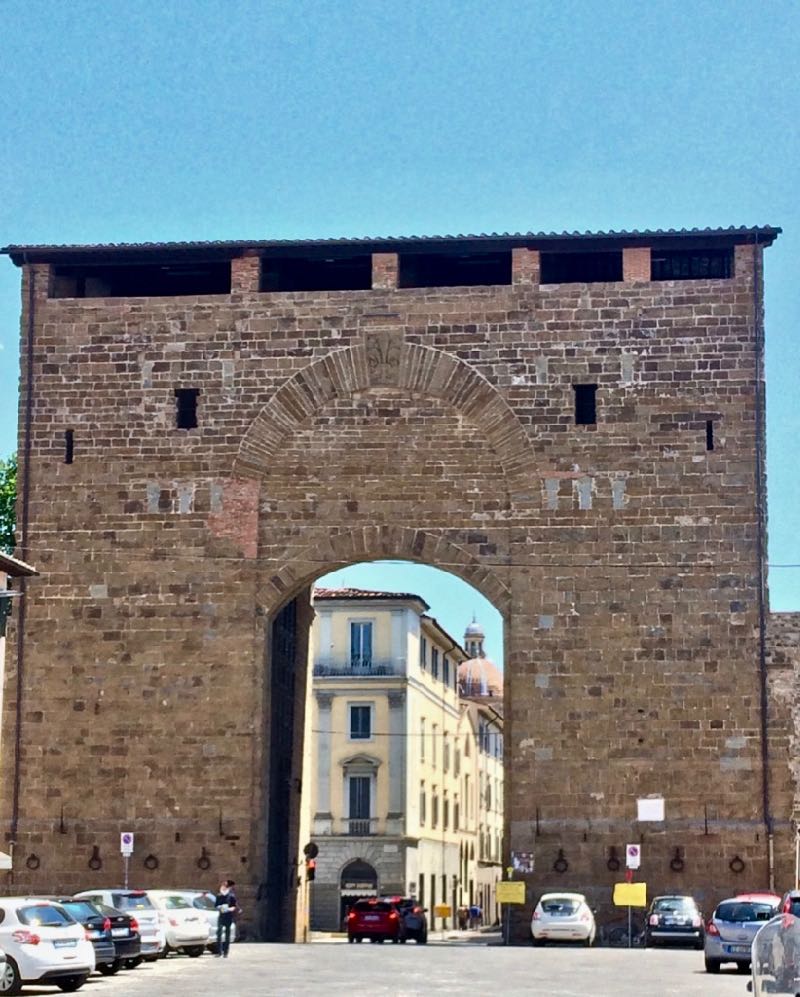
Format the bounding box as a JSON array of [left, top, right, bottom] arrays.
[[669, 848, 684, 873], [606, 847, 620, 872], [88, 846, 102, 871], [144, 853, 159, 871], [197, 848, 211, 871], [553, 849, 569, 874], [729, 855, 745, 874], [25, 853, 40, 871]]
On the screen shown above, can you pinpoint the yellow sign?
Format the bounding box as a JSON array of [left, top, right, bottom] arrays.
[[613, 882, 647, 908], [434, 904, 451, 918], [496, 881, 526, 904]]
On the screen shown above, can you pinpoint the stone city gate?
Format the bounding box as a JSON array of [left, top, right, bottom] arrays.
[[0, 227, 793, 942]]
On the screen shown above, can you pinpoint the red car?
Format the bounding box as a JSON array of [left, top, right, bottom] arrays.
[[347, 899, 406, 944]]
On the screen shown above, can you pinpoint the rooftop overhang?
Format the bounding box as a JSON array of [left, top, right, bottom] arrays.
[[0, 551, 37, 577], [1, 225, 782, 267]]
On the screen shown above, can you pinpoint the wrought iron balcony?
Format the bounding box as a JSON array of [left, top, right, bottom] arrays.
[[313, 656, 404, 678]]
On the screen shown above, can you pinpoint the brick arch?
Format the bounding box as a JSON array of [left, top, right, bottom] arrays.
[[233, 340, 535, 485], [259, 524, 511, 619]]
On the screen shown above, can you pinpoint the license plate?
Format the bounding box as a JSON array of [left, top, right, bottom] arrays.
[[365, 915, 379, 922], [726, 945, 749, 954], [89, 930, 103, 939], [54, 939, 77, 948], [112, 928, 129, 938]]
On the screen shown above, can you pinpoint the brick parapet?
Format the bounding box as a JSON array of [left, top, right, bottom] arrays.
[[511, 248, 540, 285], [231, 254, 261, 292], [622, 247, 651, 282], [372, 253, 398, 290]]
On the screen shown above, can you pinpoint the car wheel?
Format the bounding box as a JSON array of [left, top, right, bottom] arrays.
[[355, 936, 363, 943], [124, 957, 143, 969], [694, 938, 704, 951], [348, 935, 355, 944], [55, 975, 89, 993], [98, 961, 122, 975], [0, 958, 22, 996], [144, 956, 159, 963], [185, 946, 204, 958], [399, 937, 406, 944], [736, 962, 751, 974], [704, 958, 721, 974], [417, 932, 427, 945], [532, 936, 544, 947]]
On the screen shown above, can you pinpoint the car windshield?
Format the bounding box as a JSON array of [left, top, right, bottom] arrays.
[[162, 896, 191, 910], [97, 904, 126, 919], [716, 902, 775, 923], [61, 901, 100, 920], [18, 905, 74, 927], [192, 894, 216, 911], [354, 901, 391, 912], [541, 898, 580, 915], [112, 893, 154, 911], [654, 898, 694, 913]]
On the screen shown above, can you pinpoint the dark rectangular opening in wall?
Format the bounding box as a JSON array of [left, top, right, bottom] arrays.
[[175, 388, 199, 430], [398, 252, 512, 289], [50, 261, 231, 298], [260, 255, 372, 292], [706, 419, 714, 451], [64, 429, 74, 464], [651, 248, 733, 281], [541, 251, 623, 284], [574, 384, 597, 425]]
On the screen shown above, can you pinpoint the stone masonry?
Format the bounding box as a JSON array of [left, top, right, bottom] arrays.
[[0, 226, 791, 940]]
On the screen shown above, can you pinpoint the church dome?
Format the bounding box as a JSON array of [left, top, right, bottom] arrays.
[[458, 656, 503, 699], [464, 618, 485, 638]]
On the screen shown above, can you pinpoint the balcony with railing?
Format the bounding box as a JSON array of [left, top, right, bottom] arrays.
[[313, 655, 405, 678]]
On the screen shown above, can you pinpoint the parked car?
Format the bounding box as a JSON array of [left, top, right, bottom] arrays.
[[704, 894, 780, 973], [73, 889, 164, 961], [381, 896, 427, 944], [0, 897, 95, 994], [644, 895, 704, 949], [781, 890, 800, 916], [145, 891, 207, 957], [347, 899, 406, 943], [165, 890, 237, 953], [531, 892, 596, 946], [92, 903, 142, 970], [36, 898, 117, 975]]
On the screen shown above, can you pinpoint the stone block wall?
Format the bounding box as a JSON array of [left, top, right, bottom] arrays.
[[0, 231, 790, 939]]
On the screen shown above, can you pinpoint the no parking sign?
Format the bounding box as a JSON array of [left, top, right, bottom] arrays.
[[120, 832, 134, 856], [625, 843, 641, 869]]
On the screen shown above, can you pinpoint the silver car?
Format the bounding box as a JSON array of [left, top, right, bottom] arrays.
[[704, 894, 779, 973], [531, 892, 596, 946]]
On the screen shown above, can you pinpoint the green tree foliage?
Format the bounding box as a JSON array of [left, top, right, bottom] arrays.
[[0, 453, 17, 554]]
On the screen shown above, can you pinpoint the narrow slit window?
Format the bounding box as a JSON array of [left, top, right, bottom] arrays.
[[706, 419, 714, 451], [175, 388, 199, 429], [64, 429, 74, 464], [574, 384, 597, 425]]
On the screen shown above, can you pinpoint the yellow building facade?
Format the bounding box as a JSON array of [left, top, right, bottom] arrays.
[[308, 587, 493, 932]]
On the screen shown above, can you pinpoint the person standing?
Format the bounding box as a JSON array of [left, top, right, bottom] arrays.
[[214, 879, 238, 958]]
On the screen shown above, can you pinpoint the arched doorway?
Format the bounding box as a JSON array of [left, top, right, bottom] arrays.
[[339, 859, 379, 926]]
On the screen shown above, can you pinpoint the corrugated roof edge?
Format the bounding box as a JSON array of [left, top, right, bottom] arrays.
[[0, 225, 782, 264]]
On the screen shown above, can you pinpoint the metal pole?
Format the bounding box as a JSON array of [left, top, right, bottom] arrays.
[[504, 902, 510, 945], [124, 855, 129, 890], [627, 905, 632, 949]]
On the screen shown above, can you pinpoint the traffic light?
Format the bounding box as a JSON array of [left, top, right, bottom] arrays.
[[306, 858, 316, 882]]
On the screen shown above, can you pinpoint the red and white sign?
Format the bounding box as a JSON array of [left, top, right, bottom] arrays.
[[625, 844, 641, 869], [120, 832, 134, 856]]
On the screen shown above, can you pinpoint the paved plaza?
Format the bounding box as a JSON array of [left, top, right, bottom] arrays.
[[38, 942, 755, 997]]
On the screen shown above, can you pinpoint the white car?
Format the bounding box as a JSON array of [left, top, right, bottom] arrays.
[[73, 889, 165, 960], [145, 891, 207, 957], [165, 891, 237, 952], [531, 892, 596, 946], [0, 897, 95, 994]]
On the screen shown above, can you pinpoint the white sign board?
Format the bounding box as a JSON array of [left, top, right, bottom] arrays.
[[625, 843, 641, 869], [0, 851, 11, 871], [120, 832, 134, 856], [637, 797, 665, 822]]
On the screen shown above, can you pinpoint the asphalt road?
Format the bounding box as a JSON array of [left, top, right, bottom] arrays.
[[20, 943, 754, 997]]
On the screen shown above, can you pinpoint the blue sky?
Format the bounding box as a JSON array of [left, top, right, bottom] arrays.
[[1, 0, 798, 646]]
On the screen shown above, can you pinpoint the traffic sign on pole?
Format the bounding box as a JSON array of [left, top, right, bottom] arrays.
[[120, 832, 134, 856], [625, 843, 641, 869]]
